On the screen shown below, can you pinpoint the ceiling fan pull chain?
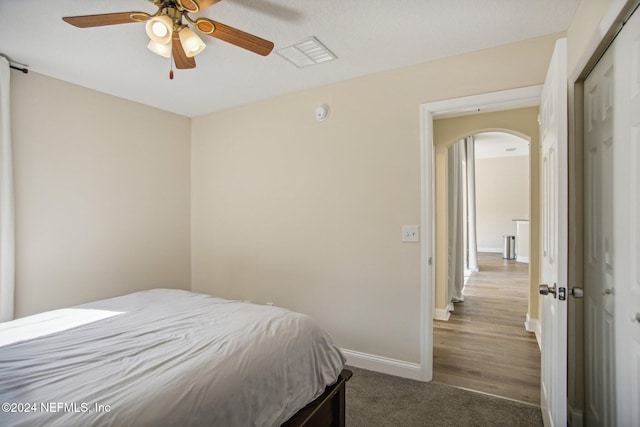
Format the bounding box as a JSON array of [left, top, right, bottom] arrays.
[[169, 54, 174, 80]]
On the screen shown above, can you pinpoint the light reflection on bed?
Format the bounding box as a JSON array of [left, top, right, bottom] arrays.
[[0, 308, 123, 347]]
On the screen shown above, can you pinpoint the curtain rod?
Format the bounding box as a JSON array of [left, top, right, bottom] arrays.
[[9, 64, 28, 74], [0, 54, 29, 74]]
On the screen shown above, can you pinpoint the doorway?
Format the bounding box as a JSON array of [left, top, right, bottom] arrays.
[[432, 128, 540, 404], [418, 85, 543, 383]]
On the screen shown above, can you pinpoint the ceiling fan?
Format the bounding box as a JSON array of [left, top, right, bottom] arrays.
[[62, 0, 274, 78]]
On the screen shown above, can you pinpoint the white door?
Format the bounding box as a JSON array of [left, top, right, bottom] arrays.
[[539, 38, 568, 427], [612, 8, 640, 426], [583, 9, 640, 425], [584, 42, 616, 427]]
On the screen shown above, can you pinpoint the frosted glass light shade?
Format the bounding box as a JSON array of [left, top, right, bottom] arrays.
[[147, 39, 172, 58], [178, 27, 206, 57], [145, 15, 173, 44]]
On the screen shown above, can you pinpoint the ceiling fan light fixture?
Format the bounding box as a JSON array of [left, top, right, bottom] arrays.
[[178, 27, 206, 57], [147, 39, 172, 58], [145, 15, 173, 44]]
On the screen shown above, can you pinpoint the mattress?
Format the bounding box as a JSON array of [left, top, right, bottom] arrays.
[[0, 289, 345, 426]]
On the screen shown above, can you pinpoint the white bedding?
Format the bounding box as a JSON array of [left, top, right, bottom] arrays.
[[0, 289, 345, 426]]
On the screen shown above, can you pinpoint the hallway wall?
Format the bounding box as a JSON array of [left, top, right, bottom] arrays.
[[475, 155, 529, 251]]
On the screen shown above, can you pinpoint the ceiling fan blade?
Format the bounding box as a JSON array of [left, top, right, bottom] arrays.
[[62, 12, 150, 28], [177, 0, 223, 12], [172, 33, 196, 69], [195, 18, 274, 56]]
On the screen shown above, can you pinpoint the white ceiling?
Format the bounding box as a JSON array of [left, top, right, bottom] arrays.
[[0, 0, 580, 118], [474, 132, 529, 159]]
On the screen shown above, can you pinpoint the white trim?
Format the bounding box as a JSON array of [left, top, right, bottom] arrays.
[[517, 256, 530, 263], [525, 312, 538, 333], [569, 404, 584, 427], [535, 318, 542, 350], [434, 307, 451, 321], [420, 85, 543, 383], [426, 86, 543, 120], [478, 247, 502, 253], [341, 348, 423, 381], [419, 94, 435, 382]]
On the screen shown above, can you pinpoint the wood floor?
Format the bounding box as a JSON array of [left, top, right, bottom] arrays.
[[433, 252, 541, 405]]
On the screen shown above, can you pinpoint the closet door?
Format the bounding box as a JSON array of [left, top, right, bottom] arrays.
[[612, 7, 640, 426], [583, 6, 640, 426], [583, 39, 615, 427]]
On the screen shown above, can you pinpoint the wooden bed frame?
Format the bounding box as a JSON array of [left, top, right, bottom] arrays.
[[282, 369, 353, 427]]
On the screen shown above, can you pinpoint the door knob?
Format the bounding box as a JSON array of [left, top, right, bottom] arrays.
[[601, 288, 614, 295], [539, 283, 557, 297], [570, 287, 584, 298], [632, 313, 640, 323]]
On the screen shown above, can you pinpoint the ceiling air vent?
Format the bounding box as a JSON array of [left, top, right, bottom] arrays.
[[277, 36, 336, 68]]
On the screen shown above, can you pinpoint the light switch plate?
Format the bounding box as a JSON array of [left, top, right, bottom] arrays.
[[402, 225, 419, 242]]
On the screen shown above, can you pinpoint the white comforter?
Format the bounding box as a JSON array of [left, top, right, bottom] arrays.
[[0, 289, 345, 426]]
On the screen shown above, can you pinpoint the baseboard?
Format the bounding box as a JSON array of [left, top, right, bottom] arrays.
[[516, 256, 529, 263], [478, 247, 502, 253], [524, 313, 538, 333], [525, 314, 541, 350], [568, 404, 584, 426], [341, 348, 424, 381], [434, 304, 452, 321], [534, 319, 542, 350]]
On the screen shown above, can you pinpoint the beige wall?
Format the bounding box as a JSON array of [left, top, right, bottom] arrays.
[[433, 107, 541, 323], [11, 71, 191, 317], [475, 155, 529, 250], [191, 35, 560, 363], [567, 0, 615, 77]]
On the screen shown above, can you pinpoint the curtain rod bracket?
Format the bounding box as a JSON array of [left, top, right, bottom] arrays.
[[1, 54, 29, 74], [9, 65, 28, 74]]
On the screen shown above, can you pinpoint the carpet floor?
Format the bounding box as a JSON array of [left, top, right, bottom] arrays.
[[345, 367, 543, 426]]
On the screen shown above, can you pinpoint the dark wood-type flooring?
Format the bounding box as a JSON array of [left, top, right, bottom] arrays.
[[433, 252, 541, 405]]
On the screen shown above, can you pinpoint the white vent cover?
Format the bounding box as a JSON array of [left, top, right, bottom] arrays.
[[277, 37, 337, 68]]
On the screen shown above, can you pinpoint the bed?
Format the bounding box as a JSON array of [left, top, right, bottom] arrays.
[[0, 289, 349, 426]]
